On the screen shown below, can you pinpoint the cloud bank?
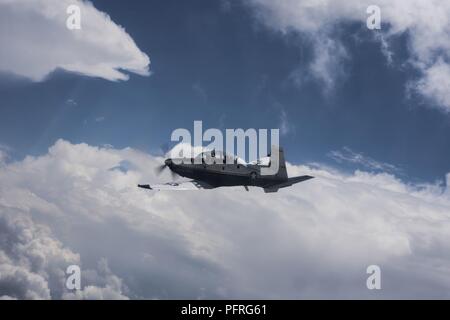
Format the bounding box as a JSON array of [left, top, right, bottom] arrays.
[[0, 0, 150, 81], [1, 140, 450, 299], [246, 0, 450, 112]]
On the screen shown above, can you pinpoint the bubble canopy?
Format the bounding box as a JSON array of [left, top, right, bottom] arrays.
[[194, 149, 247, 165]]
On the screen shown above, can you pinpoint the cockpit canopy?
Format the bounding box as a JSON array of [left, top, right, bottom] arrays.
[[249, 156, 271, 166], [194, 149, 247, 165]]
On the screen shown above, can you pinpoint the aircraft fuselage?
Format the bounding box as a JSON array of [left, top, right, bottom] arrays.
[[169, 160, 284, 188]]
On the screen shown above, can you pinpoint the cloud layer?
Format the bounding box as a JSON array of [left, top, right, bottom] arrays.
[[1, 140, 450, 299], [246, 0, 450, 111], [0, 0, 150, 81]]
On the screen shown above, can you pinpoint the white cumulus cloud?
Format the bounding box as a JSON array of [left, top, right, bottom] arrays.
[[415, 59, 450, 113], [1, 140, 450, 298], [0, 0, 150, 81], [246, 0, 450, 111]]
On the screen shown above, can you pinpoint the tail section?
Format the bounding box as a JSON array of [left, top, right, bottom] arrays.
[[263, 146, 313, 193], [275, 146, 288, 180], [262, 145, 288, 178], [287, 175, 314, 184], [263, 175, 314, 193]]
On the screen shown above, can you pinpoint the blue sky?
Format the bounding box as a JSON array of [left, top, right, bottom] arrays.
[[1, 0, 450, 184]]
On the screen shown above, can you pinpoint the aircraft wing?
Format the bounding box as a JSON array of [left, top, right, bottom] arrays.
[[138, 180, 214, 191]]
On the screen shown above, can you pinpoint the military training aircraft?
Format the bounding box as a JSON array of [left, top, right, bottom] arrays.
[[138, 146, 313, 193]]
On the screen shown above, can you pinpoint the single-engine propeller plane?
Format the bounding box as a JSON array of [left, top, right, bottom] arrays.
[[138, 146, 313, 193]]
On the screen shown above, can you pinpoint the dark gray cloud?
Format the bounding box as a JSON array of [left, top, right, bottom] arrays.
[[0, 209, 77, 299], [0, 206, 128, 299]]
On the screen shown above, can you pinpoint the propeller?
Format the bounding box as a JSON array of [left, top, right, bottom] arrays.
[[154, 159, 179, 180], [155, 164, 167, 175], [154, 141, 183, 180]]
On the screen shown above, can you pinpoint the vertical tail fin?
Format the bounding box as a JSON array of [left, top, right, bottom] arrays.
[[260, 145, 288, 178], [275, 146, 288, 179]]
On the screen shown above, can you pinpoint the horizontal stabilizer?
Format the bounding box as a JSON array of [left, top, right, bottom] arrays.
[[263, 175, 314, 193], [287, 175, 314, 184]]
